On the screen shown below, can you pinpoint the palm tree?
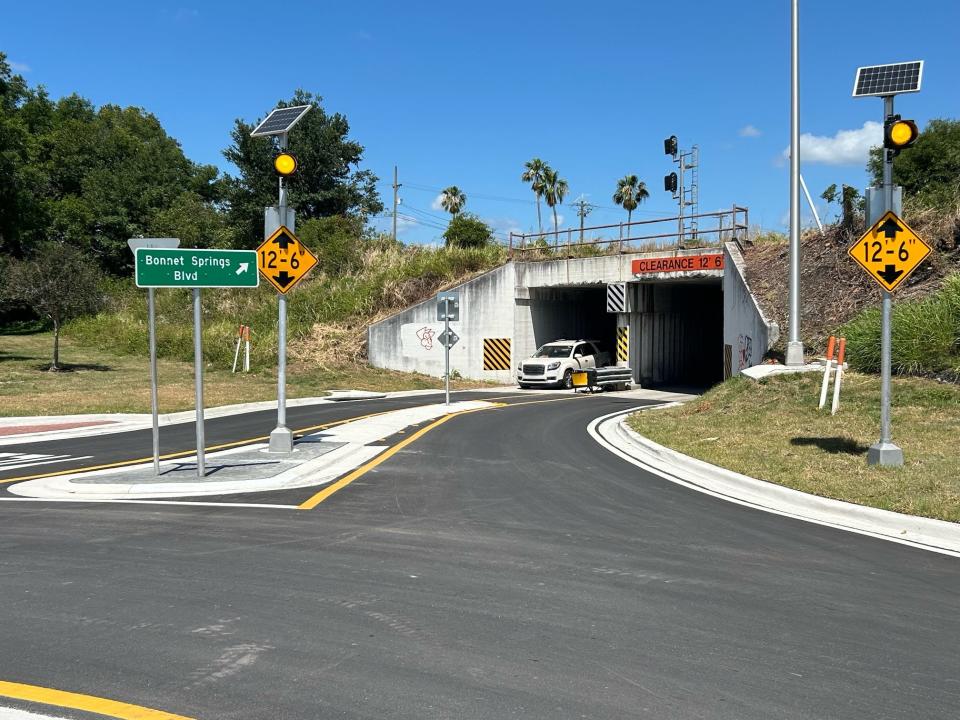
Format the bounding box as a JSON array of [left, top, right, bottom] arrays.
[[439, 186, 467, 216], [521, 158, 549, 235], [541, 167, 569, 239], [612, 174, 649, 231]]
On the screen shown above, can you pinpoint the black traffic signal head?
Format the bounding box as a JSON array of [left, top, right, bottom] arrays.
[[664, 172, 678, 193], [883, 115, 919, 154], [664, 135, 678, 157]]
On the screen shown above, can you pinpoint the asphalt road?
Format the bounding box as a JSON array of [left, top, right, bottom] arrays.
[[0, 390, 516, 484], [1, 393, 958, 719]]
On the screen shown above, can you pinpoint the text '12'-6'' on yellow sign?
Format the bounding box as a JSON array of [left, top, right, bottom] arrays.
[[256, 225, 318, 294], [847, 210, 931, 292]]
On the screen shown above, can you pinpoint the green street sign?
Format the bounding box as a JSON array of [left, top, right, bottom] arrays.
[[135, 248, 259, 288]]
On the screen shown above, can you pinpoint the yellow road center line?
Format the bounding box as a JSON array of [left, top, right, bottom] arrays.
[[0, 410, 392, 485], [0, 680, 193, 720], [298, 405, 500, 510]]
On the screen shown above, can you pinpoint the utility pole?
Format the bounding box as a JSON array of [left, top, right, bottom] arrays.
[[392, 166, 401, 243], [785, 0, 805, 366], [574, 196, 593, 242]]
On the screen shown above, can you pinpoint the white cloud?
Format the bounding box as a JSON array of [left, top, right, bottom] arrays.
[[431, 193, 444, 211], [9, 61, 30, 73], [739, 124, 761, 138], [781, 121, 882, 165]]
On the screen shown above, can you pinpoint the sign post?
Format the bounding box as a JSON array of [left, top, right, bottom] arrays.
[[851, 60, 925, 467], [127, 238, 180, 476], [135, 247, 259, 477], [256, 224, 318, 452], [436, 292, 460, 406], [247, 104, 316, 453]]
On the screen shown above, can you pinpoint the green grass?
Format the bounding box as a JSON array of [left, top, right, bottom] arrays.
[[842, 273, 960, 376], [0, 331, 495, 416], [628, 372, 960, 523], [66, 243, 507, 368]]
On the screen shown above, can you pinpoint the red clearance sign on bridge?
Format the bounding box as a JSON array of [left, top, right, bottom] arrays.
[[632, 253, 724, 275]]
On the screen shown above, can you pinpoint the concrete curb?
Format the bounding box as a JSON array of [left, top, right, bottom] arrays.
[[589, 408, 960, 558]]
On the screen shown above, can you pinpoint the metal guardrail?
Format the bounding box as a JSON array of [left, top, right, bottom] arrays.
[[509, 206, 748, 261]]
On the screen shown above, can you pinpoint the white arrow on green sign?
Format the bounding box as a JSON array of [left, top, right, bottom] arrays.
[[135, 248, 259, 288]]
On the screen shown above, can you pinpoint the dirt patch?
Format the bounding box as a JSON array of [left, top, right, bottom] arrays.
[[743, 214, 960, 356]]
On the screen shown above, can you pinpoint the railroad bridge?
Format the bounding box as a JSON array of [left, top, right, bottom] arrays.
[[368, 207, 777, 388]]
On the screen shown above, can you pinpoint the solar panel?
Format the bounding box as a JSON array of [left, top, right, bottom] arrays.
[[250, 105, 312, 137], [852, 61, 923, 97]]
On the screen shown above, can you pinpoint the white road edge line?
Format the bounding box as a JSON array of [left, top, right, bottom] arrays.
[[588, 406, 960, 559]]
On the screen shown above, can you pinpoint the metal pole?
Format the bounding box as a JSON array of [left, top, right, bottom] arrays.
[[445, 298, 451, 406], [678, 154, 685, 245], [868, 95, 903, 467], [192, 288, 205, 477], [148, 288, 160, 475], [269, 133, 294, 453], [392, 165, 399, 243], [785, 0, 805, 366]]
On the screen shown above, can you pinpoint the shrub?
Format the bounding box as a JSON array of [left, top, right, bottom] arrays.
[[842, 273, 960, 375]]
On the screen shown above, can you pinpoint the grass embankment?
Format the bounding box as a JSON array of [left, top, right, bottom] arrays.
[[67, 242, 506, 368], [628, 372, 960, 523], [0, 242, 507, 416], [0, 331, 490, 416]]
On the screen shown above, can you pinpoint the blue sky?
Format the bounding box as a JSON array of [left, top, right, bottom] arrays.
[[3, 1, 959, 245]]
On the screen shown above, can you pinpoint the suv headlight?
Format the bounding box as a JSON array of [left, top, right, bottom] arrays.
[[547, 361, 561, 370], [517, 363, 523, 371]]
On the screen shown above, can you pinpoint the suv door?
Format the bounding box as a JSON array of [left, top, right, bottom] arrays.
[[573, 343, 596, 369]]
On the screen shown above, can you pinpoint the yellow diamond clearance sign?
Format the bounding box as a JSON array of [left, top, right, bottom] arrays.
[[256, 226, 318, 294], [848, 210, 931, 292]]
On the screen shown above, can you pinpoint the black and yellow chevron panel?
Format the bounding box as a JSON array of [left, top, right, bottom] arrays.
[[616, 327, 629, 363], [483, 338, 512, 371]]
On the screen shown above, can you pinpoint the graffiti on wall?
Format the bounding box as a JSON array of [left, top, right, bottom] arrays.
[[737, 334, 753, 370], [416, 326, 436, 350]]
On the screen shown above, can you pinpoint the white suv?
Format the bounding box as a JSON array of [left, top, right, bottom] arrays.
[[517, 340, 611, 389]]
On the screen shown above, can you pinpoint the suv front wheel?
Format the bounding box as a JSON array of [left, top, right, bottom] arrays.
[[561, 369, 574, 389]]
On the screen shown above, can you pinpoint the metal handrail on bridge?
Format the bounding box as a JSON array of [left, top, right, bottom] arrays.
[[508, 206, 749, 260]]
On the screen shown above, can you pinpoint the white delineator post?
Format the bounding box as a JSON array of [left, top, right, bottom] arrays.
[[831, 337, 846, 416], [818, 335, 836, 410], [244, 325, 251, 372], [232, 324, 243, 374]]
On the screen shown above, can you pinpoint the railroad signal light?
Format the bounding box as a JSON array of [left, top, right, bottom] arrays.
[[273, 152, 298, 176], [883, 115, 918, 154], [664, 135, 678, 157], [664, 172, 678, 193]]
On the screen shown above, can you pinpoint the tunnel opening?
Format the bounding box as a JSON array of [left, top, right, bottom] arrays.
[[633, 279, 724, 389], [528, 286, 618, 362]]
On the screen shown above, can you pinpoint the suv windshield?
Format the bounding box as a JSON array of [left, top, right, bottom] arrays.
[[534, 345, 573, 358]]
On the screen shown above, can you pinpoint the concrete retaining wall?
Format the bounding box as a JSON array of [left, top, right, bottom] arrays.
[[722, 242, 779, 376], [367, 264, 516, 383]]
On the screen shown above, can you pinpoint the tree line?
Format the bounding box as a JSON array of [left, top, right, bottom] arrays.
[[0, 53, 382, 277]]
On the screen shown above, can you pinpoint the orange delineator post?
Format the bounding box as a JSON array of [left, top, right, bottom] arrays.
[[831, 337, 846, 415], [818, 335, 836, 409]]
